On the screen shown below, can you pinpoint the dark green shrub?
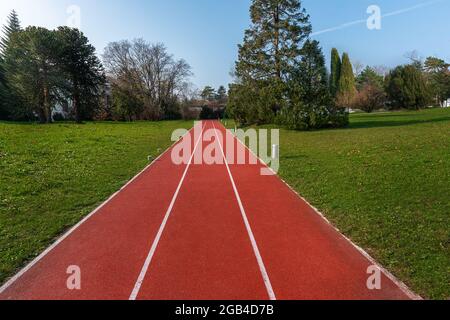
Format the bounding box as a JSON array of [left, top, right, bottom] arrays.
[[385, 65, 432, 110]]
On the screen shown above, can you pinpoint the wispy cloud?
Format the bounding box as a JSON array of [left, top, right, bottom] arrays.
[[311, 0, 446, 36]]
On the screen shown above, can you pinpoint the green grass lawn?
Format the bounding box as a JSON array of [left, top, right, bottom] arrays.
[[246, 108, 450, 299], [0, 120, 192, 285]]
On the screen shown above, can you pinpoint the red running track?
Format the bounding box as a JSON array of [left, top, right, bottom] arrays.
[[0, 121, 419, 300]]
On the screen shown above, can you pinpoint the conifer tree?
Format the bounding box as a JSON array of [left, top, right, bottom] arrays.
[[235, 0, 311, 83], [1, 10, 21, 56], [338, 53, 356, 95], [1, 10, 22, 119], [297, 40, 329, 107], [329, 48, 341, 96], [56, 27, 105, 122], [230, 0, 311, 125]]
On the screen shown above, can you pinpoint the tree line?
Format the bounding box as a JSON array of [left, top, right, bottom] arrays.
[[0, 11, 196, 123], [332, 50, 450, 113], [228, 0, 450, 131]]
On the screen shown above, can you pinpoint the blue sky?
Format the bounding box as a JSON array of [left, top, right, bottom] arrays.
[[1, 0, 449, 90]]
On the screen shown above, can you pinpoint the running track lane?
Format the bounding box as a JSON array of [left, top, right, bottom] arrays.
[[213, 121, 418, 300], [134, 121, 270, 300], [0, 120, 419, 300], [0, 124, 203, 300]]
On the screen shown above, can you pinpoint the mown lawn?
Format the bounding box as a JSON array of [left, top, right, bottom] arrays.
[[0, 120, 192, 285], [245, 108, 449, 300]]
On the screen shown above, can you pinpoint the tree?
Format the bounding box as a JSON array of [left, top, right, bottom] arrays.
[[236, 0, 311, 83], [228, 82, 279, 126], [111, 81, 144, 121], [404, 50, 423, 70], [1, 10, 21, 56], [423, 56, 450, 107], [200, 86, 215, 101], [5, 27, 64, 123], [356, 66, 384, 90], [0, 10, 22, 119], [352, 60, 364, 77], [216, 85, 227, 101], [353, 66, 387, 113], [353, 83, 386, 113], [278, 40, 349, 130], [296, 40, 329, 108], [329, 48, 341, 97], [385, 64, 431, 110], [336, 52, 356, 109], [230, 0, 312, 126], [103, 39, 192, 120], [56, 27, 105, 122]]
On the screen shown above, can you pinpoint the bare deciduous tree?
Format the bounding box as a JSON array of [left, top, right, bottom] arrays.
[[103, 39, 192, 120]]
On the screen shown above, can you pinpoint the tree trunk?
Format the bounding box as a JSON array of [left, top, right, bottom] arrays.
[[43, 85, 51, 123], [73, 92, 80, 123], [73, 79, 82, 123], [273, 5, 281, 81]]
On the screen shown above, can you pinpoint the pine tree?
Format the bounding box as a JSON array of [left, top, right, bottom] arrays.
[[235, 0, 311, 82], [6, 27, 63, 123], [329, 48, 341, 96], [216, 85, 227, 101], [1, 11, 22, 119], [1, 10, 21, 56], [200, 86, 216, 101], [56, 27, 105, 122], [230, 0, 311, 125], [356, 66, 384, 89], [297, 40, 329, 107], [423, 56, 450, 106]]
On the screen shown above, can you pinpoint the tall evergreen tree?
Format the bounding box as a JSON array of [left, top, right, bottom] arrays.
[[230, 0, 311, 125], [423, 56, 450, 106], [216, 85, 227, 101], [56, 27, 105, 122], [200, 86, 216, 101], [297, 40, 329, 107], [1, 10, 22, 119], [235, 0, 311, 83], [329, 48, 341, 96], [338, 53, 356, 95], [335, 52, 356, 109], [5, 27, 63, 123], [1, 10, 21, 56]]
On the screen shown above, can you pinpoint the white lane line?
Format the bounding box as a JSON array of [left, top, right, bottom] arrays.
[[129, 122, 206, 300], [0, 125, 196, 296], [212, 121, 276, 301]]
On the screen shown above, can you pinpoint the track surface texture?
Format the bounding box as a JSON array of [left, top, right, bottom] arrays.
[[0, 121, 418, 300]]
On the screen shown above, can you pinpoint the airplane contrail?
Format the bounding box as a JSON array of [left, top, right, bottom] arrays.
[[311, 0, 446, 36]]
